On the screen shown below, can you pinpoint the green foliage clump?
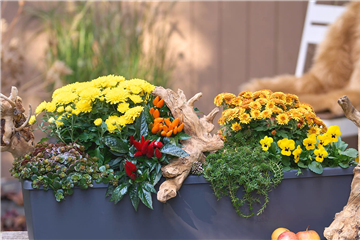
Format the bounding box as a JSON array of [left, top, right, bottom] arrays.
[[10, 142, 113, 202], [204, 135, 283, 218]]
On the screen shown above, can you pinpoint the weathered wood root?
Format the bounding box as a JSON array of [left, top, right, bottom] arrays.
[[153, 87, 224, 203], [324, 96, 360, 240]]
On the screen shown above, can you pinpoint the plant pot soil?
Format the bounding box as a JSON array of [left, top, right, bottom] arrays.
[[22, 167, 355, 240]]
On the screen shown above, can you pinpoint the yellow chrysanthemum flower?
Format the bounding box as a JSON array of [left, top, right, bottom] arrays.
[[276, 113, 289, 125], [35, 101, 48, 115], [29, 115, 36, 125], [251, 110, 262, 120], [128, 78, 155, 94], [238, 91, 252, 99], [231, 122, 241, 131], [303, 134, 317, 150], [300, 103, 314, 113], [239, 113, 251, 124], [52, 92, 78, 105], [272, 107, 284, 114], [326, 125, 341, 143], [249, 101, 262, 110], [314, 147, 328, 163], [117, 102, 130, 113], [266, 100, 276, 110], [292, 145, 302, 163], [271, 92, 286, 102], [72, 109, 81, 115], [94, 118, 102, 126], [129, 94, 143, 104], [46, 102, 57, 112], [124, 106, 144, 122], [277, 138, 295, 156], [214, 94, 225, 106], [78, 87, 101, 102], [230, 97, 242, 106], [308, 126, 320, 136], [105, 88, 130, 104], [260, 136, 273, 151], [260, 109, 272, 119], [57, 106, 64, 113], [65, 106, 73, 112], [288, 109, 302, 121], [76, 99, 92, 113]]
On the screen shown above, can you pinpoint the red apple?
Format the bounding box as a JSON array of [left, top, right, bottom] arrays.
[[271, 228, 289, 240], [277, 231, 299, 240], [296, 227, 320, 240]]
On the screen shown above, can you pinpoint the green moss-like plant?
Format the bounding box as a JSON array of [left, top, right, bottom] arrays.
[[203, 135, 283, 218]]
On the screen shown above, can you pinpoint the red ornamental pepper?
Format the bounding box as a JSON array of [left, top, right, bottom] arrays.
[[154, 141, 163, 148], [141, 140, 149, 155], [125, 161, 137, 180], [130, 135, 135, 146], [155, 148, 162, 159], [147, 145, 154, 158]]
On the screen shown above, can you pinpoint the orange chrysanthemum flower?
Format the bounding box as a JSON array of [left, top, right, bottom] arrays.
[[239, 113, 251, 124], [249, 101, 262, 110], [276, 113, 289, 125], [261, 109, 273, 119], [251, 110, 262, 120]]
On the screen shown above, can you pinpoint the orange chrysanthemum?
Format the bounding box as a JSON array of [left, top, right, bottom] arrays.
[[249, 101, 262, 110], [251, 110, 262, 120], [261, 109, 273, 119], [276, 113, 289, 125], [239, 113, 251, 124]]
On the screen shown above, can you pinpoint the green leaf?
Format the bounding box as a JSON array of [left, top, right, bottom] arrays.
[[105, 184, 115, 198], [104, 136, 128, 153], [139, 112, 148, 137], [254, 125, 267, 131], [160, 144, 189, 158], [281, 156, 291, 167], [129, 184, 140, 211], [52, 181, 61, 189], [138, 187, 153, 209], [334, 138, 348, 151], [297, 161, 308, 169], [176, 132, 191, 141], [150, 170, 162, 186], [339, 162, 350, 169], [308, 161, 323, 174], [39, 137, 49, 143], [340, 148, 358, 159], [144, 105, 153, 124], [269, 142, 277, 154], [277, 130, 289, 139], [99, 166, 106, 172], [108, 157, 122, 168], [142, 182, 157, 193], [283, 166, 291, 171], [135, 170, 149, 183], [110, 184, 129, 204]]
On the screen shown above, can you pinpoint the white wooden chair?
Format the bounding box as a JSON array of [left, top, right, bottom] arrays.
[[296, 0, 357, 138]]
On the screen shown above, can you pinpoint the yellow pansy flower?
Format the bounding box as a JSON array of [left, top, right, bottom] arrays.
[[260, 136, 273, 151], [314, 147, 328, 163], [277, 138, 295, 156], [303, 134, 317, 150], [326, 125, 341, 143], [292, 145, 302, 163], [317, 134, 331, 147]]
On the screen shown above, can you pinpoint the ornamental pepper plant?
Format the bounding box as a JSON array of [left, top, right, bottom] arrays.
[[10, 75, 190, 210], [203, 89, 358, 218]]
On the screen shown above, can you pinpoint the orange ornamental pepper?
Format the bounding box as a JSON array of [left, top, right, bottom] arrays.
[[171, 118, 179, 128], [156, 99, 164, 108], [177, 123, 184, 132], [154, 118, 164, 124], [153, 109, 160, 119], [161, 131, 167, 137], [153, 96, 160, 106], [162, 125, 168, 133], [164, 118, 172, 127], [149, 108, 155, 116], [151, 123, 160, 134], [166, 130, 173, 137], [173, 126, 178, 135]]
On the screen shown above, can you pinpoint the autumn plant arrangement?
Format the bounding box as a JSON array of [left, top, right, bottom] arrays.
[[10, 75, 189, 209], [204, 89, 357, 218]]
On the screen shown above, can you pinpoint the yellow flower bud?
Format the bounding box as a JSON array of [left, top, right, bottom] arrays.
[[65, 106, 73, 112], [94, 118, 102, 126], [48, 117, 55, 124], [57, 106, 64, 113], [29, 115, 36, 125]]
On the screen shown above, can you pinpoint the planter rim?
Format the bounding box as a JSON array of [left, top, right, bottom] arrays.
[[22, 166, 355, 190]]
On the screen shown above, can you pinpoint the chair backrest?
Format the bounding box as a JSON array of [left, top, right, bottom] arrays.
[[295, 1, 346, 77]]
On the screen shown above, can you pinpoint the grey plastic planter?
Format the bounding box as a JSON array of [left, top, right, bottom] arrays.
[[22, 167, 354, 240]]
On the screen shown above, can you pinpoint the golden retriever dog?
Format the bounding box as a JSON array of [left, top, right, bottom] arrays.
[[241, 1, 360, 117]]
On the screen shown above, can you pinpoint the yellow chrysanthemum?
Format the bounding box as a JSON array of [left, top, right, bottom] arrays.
[[57, 106, 64, 113], [72, 109, 81, 115], [288, 109, 302, 121], [35, 101, 48, 115], [222, 108, 239, 122], [124, 106, 144, 122], [78, 87, 101, 101], [276, 113, 289, 125], [277, 138, 295, 156], [105, 116, 120, 133], [91, 75, 125, 88], [326, 125, 341, 143], [46, 102, 57, 112], [129, 94, 143, 104], [249, 101, 262, 110], [256, 98, 268, 106], [230, 97, 242, 106], [29, 115, 36, 125], [260, 109, 273, 119], [303, 134, 317, 150], [314, 147, 328, 163], [239, 113, 251, 124], [231, 122, 241, 131], [223, 93, 236, 104], [105, 88, 130, 104], [76, 99, 92, 113], [94, 118, 102, 126], [65, 106, 73, 112], [251, 110, 262, 120], [266, 100, 276, 110], [52, 92, 78, 105], [272, 107, 284, 114], [271, 92, 286, 102], [300, 103, 314, 113], [214, 94, 225, 106], [127, 78, 155, 94], [308, 126, 320, 136], [293, 145, 302, 163], [238, 91, 252, 99], [117, 102, 130, 113], [260, 136, 273, 151]]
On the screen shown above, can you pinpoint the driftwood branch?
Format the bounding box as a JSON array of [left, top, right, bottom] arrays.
[[324, 95, 360, 240], [1, 86, 34, 158], [153, 87, 224, 203]]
